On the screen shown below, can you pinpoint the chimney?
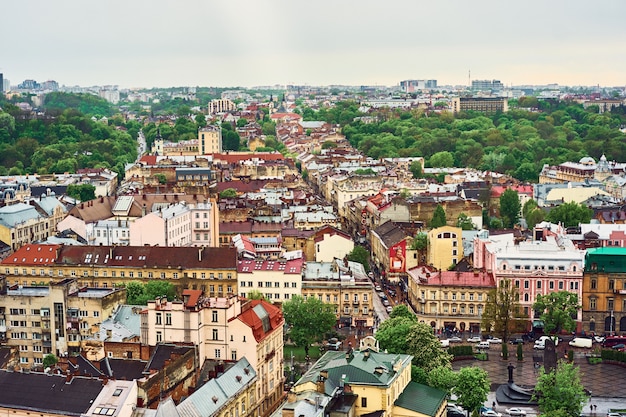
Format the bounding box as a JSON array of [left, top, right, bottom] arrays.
[[198, 247, 203, 262]]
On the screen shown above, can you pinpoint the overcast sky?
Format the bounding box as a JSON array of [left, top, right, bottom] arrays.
[[2, 0, 625, 89]]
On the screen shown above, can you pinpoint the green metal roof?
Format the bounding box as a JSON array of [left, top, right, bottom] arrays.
[[585, 247, 626, 273], [394, 381, 446, 417]]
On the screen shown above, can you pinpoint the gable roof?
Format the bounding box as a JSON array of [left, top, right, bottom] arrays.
[[394, 381, 447, 417], [237, 300, 283, 343], [1, 244, 60, 266], [0, 371, 104, 415]]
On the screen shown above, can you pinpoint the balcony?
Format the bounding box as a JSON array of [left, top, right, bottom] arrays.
[[265, 348, 276, 361]]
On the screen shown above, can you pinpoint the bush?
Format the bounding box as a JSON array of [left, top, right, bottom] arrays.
[[449, 345, 474, 357], [517, 343, 523, 361], [502, 343, 509, 360], [588, 357, 602, 365], [567, 350, 574, 362], [601, 349, 626, 363], [475, 352, 488, 361]]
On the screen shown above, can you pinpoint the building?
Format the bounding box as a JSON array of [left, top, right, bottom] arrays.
[[83, 379, 137, 417], [140, 294, 284, 417], [538, 155, 626, 184], [302, 259, 374, 329], [474, 231, 585, 328], [153, 357, 259, 417], [407, 266, 495, 333], [288, 339, 446, 417], [450, 97, 509, 114], [199, 125, 223, 155], [427, 226, 463, 271], [129, 202, 192, 246], [209, 98, 237, 115], [0, 203, 54, 250], [471, 79, 504, 92], [582, 247, 626, 334], [237, 257, 304, 302], [0, 276, 126, 366], [311, 226, 354, 262], [1, 244, 238, 296]]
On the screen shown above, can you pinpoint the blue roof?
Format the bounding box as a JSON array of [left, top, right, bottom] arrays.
[[0, 203, 42, 227]]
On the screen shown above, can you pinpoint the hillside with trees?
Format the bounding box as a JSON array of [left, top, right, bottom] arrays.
[[312, 101, 626, 181]]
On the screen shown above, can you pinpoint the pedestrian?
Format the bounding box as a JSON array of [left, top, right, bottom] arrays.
[[590, 404, 593, 414], [492, 401, 496, 410], [593, 405, 597, 413]]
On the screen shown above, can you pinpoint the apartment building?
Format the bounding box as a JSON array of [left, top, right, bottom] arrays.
[[407, 266, 495, 333], [1, 244, 238, 296], [427, 226, 463, 271], [302, 259, 374, 329], [582, 247, 626, 334], [140, 293, 284, 417], [237, 257, 303, 302], [198, 125, 222, 155], [0, 277, 126, 367], [450, 97, 508, 114], [0, 203, 54, 250]]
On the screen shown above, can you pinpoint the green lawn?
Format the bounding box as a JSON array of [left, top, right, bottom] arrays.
[[284, 345, 324, 362]]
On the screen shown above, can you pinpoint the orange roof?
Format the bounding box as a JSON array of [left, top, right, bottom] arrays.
[[2, 244, 60, 266], [237, 300, 283, 343], [210, 152, 284, 163], [182, 289, 202, 309]]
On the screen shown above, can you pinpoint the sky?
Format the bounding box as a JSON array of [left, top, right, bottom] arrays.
[[2, 0, 625, 89]]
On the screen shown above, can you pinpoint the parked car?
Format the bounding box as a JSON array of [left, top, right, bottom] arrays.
[[382, 299, 390, 307], [568, 337, 593, 348], [386, 306, 393, 313], [375, 285, 382, 291], [440, 339, 450, 348], [489, 337, 503, 344], [447, 404, 464, 414], [467, 336, 482, 343], [447, 404, 465, 417], [593, 335, 605, 343], [476, 341, 491, 350], [533, 341, 546, 350], [505, 408, 527, 416], [510, 338, 524, 345], [481, 410, 502, 417], [323, 338, 342, 351], [449, 336, 463, 343], [612, 343, 626, 350]]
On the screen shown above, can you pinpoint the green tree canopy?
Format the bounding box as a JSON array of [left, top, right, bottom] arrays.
[[500, 189, 521, 228], [376, 316, 417, 354], [481, 279, 527, 345], [388, 304, 414, 320], [532, 291, 581, 335], [43, 353, 59, 368], [409, 160, 423, 179], [545, 202, 593, 227], [66, 184, 96, 202], [219, 188, 238, 199], [346, 246, 370, 272], [430, 204, 447, 228], [456, 213, 475, 230], [533, 361, 588, 417], [453, 367, 490, 415], [124, 281, 176, 305], [283, 295, 336, 355], [405, 322, 453, 372], [426, 365, 457, 396], [429, 151, 454, 168]]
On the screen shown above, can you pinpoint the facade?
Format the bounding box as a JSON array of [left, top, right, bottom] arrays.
[[0, 203, 53, 250], [538, 155, 626, 184], [474, 232, 585, 326], [237, 257, 304, 302], [407, 266, 495, 333], [140, 294, 284, 417], [83, 380, 137, 417], [199, 125, 223, 155], [1, 244, 238, 296], [0, 276, 126, 366], [427, 226, 463, 271], [450, 97, 509, 114], [209, 98, 237, 114], [302, 259, 374, 329], [312, 226, 354, 262], [582, 247, 626, 334], [129, 202, 192, 247]]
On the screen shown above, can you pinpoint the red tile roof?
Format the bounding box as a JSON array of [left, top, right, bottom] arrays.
[[139, 155, 158, 165], [238, 258, 304, 274], [238, 300, 284, 343], [182, 289, 202, 309], [210, 152, 284, 164], [2, 244, 60, 266], [408, 265, 495, 288], [491, 185, 534, 197]]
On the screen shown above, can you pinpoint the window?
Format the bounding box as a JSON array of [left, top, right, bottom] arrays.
[[156, 313, 162, 325], [165, 313, 172, 325], [232, 350, 237, 361], [608, 298, 614, 311], [93, 311, 99, 317], [361, 397, 367, 407], [537, 281, 542, 289], [156, 331, 162, 342], [524, 280, 529, 289], [589, 298, 597, 310], [212, 329, 218, 340], [609, 280, 615, 290], [20, 357, 28, 364], [591, 279, 597, 290], [558, 281, 563, 290], [215, 349, 221, 358], [212, 311, 218, 322], [549, 281, 554, 290]]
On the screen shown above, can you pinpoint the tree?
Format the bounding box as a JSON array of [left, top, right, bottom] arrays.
[[376, 316, 417, 354], [124, 280, 176, 305], [500, 189, 521, 228], [66, 184, 96, 202], [409, 232, 428, 264], [389, 304, 414, 320], [283, 295, 336, 356], [481, 279, 526, 347], [236, 118, 248, 128], [409, 160, 423, 179], [426, 365, 457, 396], [456, 213, 475, 230], [523, 199, 545, 229], [545, 202, 593, 228], [405, 322, 452, 372], [533, 361, 588, 417], [346, 246, 370, 272], [154, 173, 167, 184], [43, 353, 58, 368], [429, 151, 454, 168], [219, 188, 237, 199], [430, 204, 447, 228], [454, 367, 490, 416], [532, 291, 581, 335]]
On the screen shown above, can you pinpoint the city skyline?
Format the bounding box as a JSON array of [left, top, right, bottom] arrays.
[[2, 0, 626, 89]]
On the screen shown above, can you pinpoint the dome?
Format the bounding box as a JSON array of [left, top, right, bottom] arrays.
[[579, 156, 595, 165]]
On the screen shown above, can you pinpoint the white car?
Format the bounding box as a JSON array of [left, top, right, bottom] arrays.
[[482, 410, 502, 417], [467, 336, 482, 343], [505, 408, 527, 416], [489, 337, 503, 344]]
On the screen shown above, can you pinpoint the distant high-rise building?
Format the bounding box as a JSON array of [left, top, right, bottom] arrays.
[[18, 79, 40, 90], [450, 97, 509, 114], [0, 73, 3, 93], [399, 79, 437, 92], [198, 125, 222, 154], [40, 80, 59, 91], [471, 79, 503, 92]]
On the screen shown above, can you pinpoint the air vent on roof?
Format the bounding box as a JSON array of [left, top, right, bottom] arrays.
[[212, 396, 219, 403]]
